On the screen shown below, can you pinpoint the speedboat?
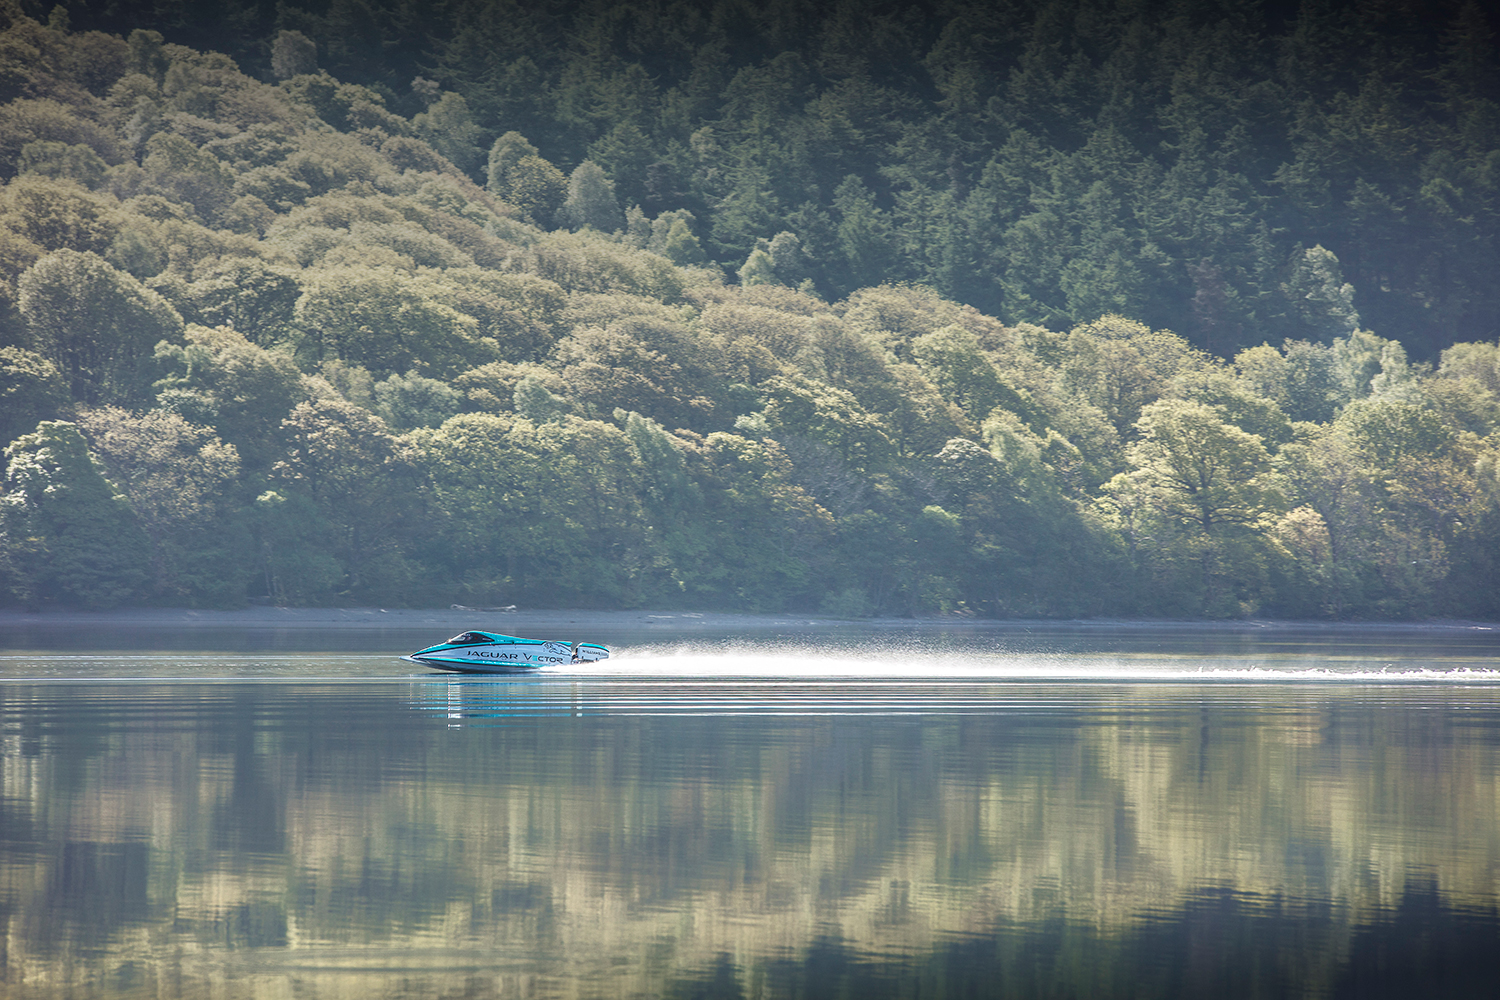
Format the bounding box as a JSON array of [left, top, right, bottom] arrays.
[[404, 631, 609, 673]]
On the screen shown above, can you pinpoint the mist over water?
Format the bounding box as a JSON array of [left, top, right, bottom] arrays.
[[6, 619, 1500, 682], [605, 639, 1500, 683], [2, 620, 1499, 998]]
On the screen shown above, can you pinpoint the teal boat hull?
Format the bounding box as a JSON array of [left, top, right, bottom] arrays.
[[405, 631, 609, 673]]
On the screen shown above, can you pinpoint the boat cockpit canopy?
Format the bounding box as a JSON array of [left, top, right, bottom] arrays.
[[447, 632, 492, 645]]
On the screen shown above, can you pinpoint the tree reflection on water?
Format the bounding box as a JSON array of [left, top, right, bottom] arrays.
[[1, 676, 1498, 998]]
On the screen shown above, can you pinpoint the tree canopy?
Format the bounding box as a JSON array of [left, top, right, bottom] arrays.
[[1, 2, 1499, 620]]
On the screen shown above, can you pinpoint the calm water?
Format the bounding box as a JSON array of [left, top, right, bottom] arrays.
[[2, 620, 1499, 998]]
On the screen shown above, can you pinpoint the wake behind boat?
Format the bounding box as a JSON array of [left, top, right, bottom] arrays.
[[405, 631, 610, 673]]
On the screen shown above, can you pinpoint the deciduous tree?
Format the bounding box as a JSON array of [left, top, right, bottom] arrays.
[[76, 406, 245, 604], [18, 248, 183, 404], [1, 420, 150, 607]]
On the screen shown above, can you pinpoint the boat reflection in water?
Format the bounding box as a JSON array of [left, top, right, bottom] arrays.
[[1, 640, 1499, 998]]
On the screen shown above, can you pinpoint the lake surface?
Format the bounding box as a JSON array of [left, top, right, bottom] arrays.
[[2, 618, 1499, 998]]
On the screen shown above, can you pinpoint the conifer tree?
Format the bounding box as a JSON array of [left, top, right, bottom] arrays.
[[271, 30, 317, 80]]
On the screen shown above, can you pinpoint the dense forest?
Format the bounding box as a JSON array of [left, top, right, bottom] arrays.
[[1, 0, 1499, 618], [33, 0, 1500, 358]]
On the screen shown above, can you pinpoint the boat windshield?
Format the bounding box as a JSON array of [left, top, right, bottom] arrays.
[[447, 632, 490, 645]]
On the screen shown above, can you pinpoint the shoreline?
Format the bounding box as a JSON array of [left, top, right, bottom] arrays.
[[0, 606, 1495, 634]]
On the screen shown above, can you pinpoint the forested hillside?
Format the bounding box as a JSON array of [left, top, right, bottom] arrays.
[[2, 1, 1499, 619], [43, 0, 1500, 358]]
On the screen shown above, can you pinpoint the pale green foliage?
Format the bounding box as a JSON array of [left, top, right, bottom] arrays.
[[621, 409, 711, 592], [1284, 245, 1360, 340], [492, 138, 567, 229], [487, 132, 567, 225], [1062, 315, 1207, 436], [530, 230, 688, 300], [343, 220, 474, 268], [173, 256, 299, 343], [293, 264, 494, 377], [1335, 329, 1410, 401], [840, 283, 1011, 360], [378, 135, 452, 177], [1117, 398, 1278, 534], [412, 92, 482, 174], [2, 10, 1498, 617], [692, 430, 832, 608], [1436, 341, 1500, 395], [19, 248, 184, 404], [1, 420, 150, 607], [514, 375, 569, 422], [0, 345, 69, 445], [485, 132, 538, 195], [421, 412, 648, 604], [551, 314, 724, 429], [128, 214, 260, 279], [760, 373, 893, 468], [273, 132, 389, 197], [980, 410, 1054, 496], [265, 188, 410, 241], [270, 30, 317, 81], [154, 45, 293, 132], [0, 224, 43, 311], [373, 371, 463, 430], [273, 397, 423, 598], [1235, 338, 1343, 423], [505, 155, 569, 226], [883, 363, 973, 459], [415, 411, 539, 592], [230, 168, 308, 213], [1275, 399, 1478, 616], [1429, 341, 1500, 435], [767, 231, 808, 286], [0, 13, 126, 105], [1101, 398, 1284, 615], [76, 406, 244, 604], [926, 432, 1097, 615], [451, 361, 556, 414], [439, 269, 563, 360], [19, 140, 107, 188], [737, 247, 777, 286], [0, 175, 120, 254], [315, 358, 374, 406], [701, 296, 816, 370], [0, 98, 122, 179], [105, 222, 167, 277], [141, 132, 232, 219], [152, 325, 309, 469], [561, 160, 622, 232], [911, 325, 1026, 424], [622, 204, 651, 247], [1169, 368, 1293, 448], [1233, 344, 1293, 410], [661, 216, 707, 265], [648, 209, 698, 252]]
